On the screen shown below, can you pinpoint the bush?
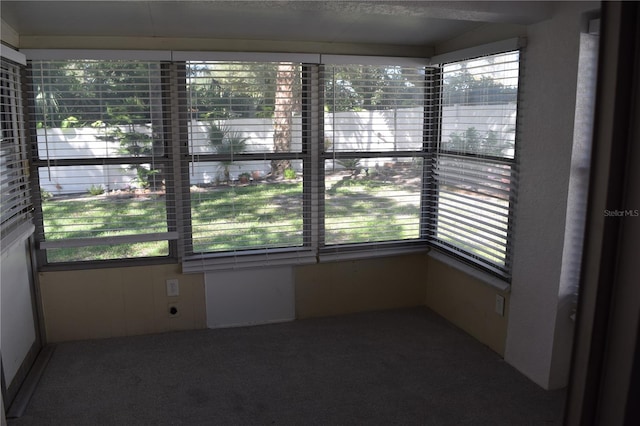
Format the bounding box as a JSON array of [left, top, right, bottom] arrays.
[[41, 187, 52, 201], [284, 168, 296, 179], [87, 184, 105, 196], [337, 158, 361, 171]]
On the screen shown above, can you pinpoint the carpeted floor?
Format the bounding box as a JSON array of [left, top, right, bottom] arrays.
[[8, 307, 565, 425]]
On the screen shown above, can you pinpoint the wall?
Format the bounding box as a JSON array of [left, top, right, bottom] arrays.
[[425, 256, 509, 356], [295, 254, 426, 319], [37, 255, 429, 343], [39, 264, 206, 342], [505, 1, 599, 389], [36, 253, 512, 362], [0, 237, 37, 386]]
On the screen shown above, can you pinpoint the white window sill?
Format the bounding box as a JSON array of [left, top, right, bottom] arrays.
[[428, 250, 511, 293], [319, 245, 429, 263], [182, 249, 317, 273]]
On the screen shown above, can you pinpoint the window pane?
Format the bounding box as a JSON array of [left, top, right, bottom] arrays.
[[440, 52, 519, 159], [324, 157, 422, 245], [39, 165, 169, 262], [189, 159, 303, 253], [324, 65, 425, 152], [433, 50, 520, 276], [434, 155, 513, 266], [187, 62, 303, 155], [29, 60, 166, 159]]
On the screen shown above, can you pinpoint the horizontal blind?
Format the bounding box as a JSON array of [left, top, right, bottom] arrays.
[[28, 60, 174, 263], [321, 64, 427, 249], [430, 51, 520, 277], [182, 61, 311, 264], [1, 57, 32, 241]]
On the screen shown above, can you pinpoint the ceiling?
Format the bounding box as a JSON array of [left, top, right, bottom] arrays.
[[1, 1, 555, 48]]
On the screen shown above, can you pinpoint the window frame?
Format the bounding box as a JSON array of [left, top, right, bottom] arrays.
[[27, 58, 178, 268], [427, 50, 522, 280], [178, 61, 317, 272], [317, 63, 436, 261]]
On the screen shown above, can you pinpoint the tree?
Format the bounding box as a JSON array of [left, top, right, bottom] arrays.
[[445, 127, 512, 157], [96, 97, 159, 189], [271, 63, 295, 177], [324, 65, 424, 113], [442, 69, 517, 106], [446, 127, 482, 153], [207, 122, 249, 182]]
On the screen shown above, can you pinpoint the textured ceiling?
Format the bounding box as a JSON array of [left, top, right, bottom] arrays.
[[1, 1, 555, 47]]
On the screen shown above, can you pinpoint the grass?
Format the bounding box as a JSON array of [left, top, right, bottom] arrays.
[[42, 193, 169, 262], [41, 169, 508, 264]]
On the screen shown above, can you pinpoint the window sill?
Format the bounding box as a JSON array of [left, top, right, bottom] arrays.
[[182, 248, 317, 273], [428, 250, 511, 293], [319, 244, 429, 263]]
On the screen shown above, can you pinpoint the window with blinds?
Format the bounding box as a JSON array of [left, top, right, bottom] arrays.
[[28, 60, 175, 263], [429, 51, 520, 277], [22, 49, 521, 275], [182, 61, 311, 263], [321, 64, 429, 251], [1, 56, 32, 244]]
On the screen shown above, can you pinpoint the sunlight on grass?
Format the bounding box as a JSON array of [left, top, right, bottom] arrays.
[[190, 182, 304, 253], [324, 173, 422, 245], [42, 194, 169, 262], [42, 170, 508, 264]]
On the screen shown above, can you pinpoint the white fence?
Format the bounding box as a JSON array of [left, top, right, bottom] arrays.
[[37, 104, 516, 194]]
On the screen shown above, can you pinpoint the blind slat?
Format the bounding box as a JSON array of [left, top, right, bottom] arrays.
[[430, 50, 520, 277], [1, 58, 32, 241]]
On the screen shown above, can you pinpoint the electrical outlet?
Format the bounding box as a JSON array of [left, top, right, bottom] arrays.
[[166, 279, 179, 297], [168, 303, 180, 318], [495, 295, 505, 316]]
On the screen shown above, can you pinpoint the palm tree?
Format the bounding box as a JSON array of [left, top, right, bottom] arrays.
[[207, 122, 249, 182]]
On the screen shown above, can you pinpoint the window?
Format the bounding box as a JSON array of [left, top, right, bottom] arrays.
[[321, 64, 429, 253], [1, 54, 32, 245], [28, 60, 175, 263], [428, 51, 520, 277], [182, 61, 308, 256], [24, 49, 521, 278]]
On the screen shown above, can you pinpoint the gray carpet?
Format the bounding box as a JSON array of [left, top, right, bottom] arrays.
[[8, 308, 565, 425]]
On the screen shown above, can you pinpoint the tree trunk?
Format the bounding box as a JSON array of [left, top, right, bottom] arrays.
[[271, 63, 295, 177]]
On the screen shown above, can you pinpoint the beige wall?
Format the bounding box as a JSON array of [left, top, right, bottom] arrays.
[[294, 254, 427, 319], [39, 264, 206, 342], [425, 256, 509, 356], [39, 254, 509, 359]]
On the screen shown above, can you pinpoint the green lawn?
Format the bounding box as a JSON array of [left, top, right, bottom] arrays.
[[42, 193, 169, 262], [42, 176, 423, 262], [41, 171, 432, 262]]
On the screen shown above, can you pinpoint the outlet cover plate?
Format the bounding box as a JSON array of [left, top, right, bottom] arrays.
[[166, 279, 179, 297]]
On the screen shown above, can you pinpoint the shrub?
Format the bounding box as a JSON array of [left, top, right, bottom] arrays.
[[284, 168, 296, 179], [337, 158, 361, 171], [41, 187, 52, 201], [87, 184, 105, 196]]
